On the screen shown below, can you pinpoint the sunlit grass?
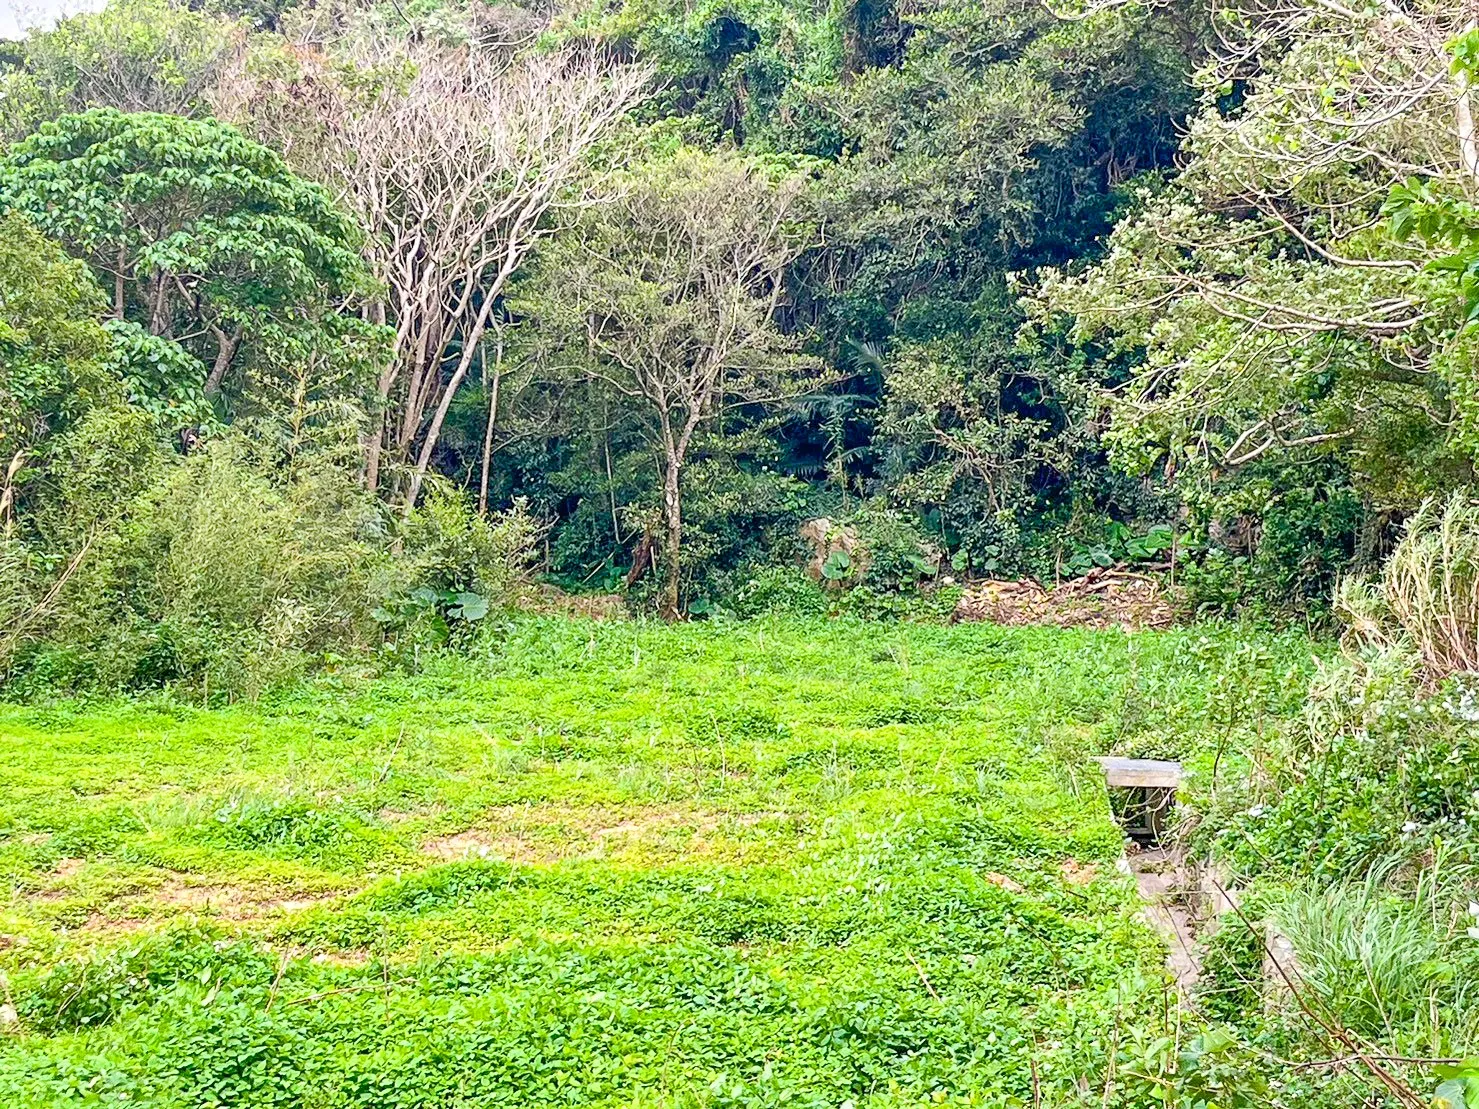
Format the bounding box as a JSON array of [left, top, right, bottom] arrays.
[[0, 614, 1316, 1107]]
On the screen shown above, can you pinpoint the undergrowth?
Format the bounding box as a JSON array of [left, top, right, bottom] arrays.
[[0, 614, 1317, 1107]]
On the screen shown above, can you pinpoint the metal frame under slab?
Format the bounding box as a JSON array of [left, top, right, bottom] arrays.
[[1093, 756, 1183, 842]]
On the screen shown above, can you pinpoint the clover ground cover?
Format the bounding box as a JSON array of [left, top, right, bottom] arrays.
[[0, 615, 1275, 1107]]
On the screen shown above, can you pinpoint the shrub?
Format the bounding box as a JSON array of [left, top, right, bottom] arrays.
[[1272, 871, 1479, 1047], [1179, 464, 1366, 619], [0, 533, 39, 674], [726, 566, 829, 618], [847, 503, 942, 591], [662, 461, 823, 608], [376, 483, 541, 648], [1204, 642, 1479, 877], [49, 437, 394, 696], [399, 482, 539, 602], [1196, 916, 1264, 1023]]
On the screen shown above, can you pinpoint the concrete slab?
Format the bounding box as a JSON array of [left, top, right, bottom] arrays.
[[1093, 756, 1183, 789]]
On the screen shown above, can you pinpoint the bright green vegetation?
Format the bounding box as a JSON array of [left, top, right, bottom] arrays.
[[0, 616, 1313, 1107], [7, 0, 1479, 1103]]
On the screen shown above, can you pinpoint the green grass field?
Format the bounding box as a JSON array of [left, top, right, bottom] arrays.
[[0, 615, 1313, 1108]]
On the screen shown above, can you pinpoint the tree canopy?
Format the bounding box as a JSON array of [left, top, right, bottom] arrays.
[[4, 0, 1472, 627]]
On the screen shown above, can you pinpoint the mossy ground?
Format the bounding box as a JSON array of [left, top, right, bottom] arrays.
[[0, 615, 1313, 1107]]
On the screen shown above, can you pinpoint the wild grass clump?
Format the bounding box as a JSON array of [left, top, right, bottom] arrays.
[[1339, 495, 1479, 683]]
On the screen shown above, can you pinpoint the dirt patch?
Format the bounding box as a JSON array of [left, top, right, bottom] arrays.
[[310, 949, 372, 967], [984, 872, 1025, 894], [422, 804, 798, 865], [422, 829, 547, 864], [28, 860, 88, 902], [1060, 859, 1099, 886], [80, 912, 153, 935], [952, 567, 1177, 631], [107, 876, 347, 924]]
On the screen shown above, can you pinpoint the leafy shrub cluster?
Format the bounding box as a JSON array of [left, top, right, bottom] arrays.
[[1189, 499, 1479, 880], [4, 432, 538, 698]]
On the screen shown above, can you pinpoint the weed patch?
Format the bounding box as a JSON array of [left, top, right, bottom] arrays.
[[0, 615, 1314, 1105]]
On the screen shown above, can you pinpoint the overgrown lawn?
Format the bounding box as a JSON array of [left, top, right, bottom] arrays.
[[0, 615, 1313, 1107]]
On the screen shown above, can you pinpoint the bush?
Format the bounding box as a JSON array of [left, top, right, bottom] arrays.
[[1179, 463, 1366, 620], [0, 534, 39, 674], [847, 503, 942, 591], [670, 461, 822, 605], [399, 482, 539, 602], [1194, 495, 1479, 876], [725, 566, 829, 618], [42, 436, 395, 697], [1196, 916, 1264, 1023], [1276, 877, 1452, 1042], [376, 483, 541, 650]]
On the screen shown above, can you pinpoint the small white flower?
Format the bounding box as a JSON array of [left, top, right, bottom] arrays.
[[1402, 822, 1419, 834]]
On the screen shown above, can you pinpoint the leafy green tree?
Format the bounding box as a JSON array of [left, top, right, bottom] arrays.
[[0, 108, 371, 406], [521, 149, 823, 617], [543, 0, 1196, 582], [1034, 0, 1477, 515], [0, 211, 166, 671], [0, 212, 113, 506]]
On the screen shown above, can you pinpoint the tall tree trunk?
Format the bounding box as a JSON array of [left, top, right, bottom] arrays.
[[405, 291, 501, 511], [148, 271, 171, 336], [1458, 20, 1479, 187], [365, 362, 396, 494], [660, 447, 682, 620], [478, 330, 504, 516], [203, 327, 240, 398], [363, 301, 391, 494]]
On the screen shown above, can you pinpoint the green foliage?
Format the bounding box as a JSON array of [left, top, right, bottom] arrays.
[[518, 146, 820, 613], [186, 792, 404, 870], [724, 565, 830, 617], [375, 486, 539, 648], [671, 461, 820, 599], [0, 0, 240, 141], [31, 437, 394, 696], [101, 319, 216, 436], [1199, 648, 1475, 877], [1177, 462, 1366, 620], [1196, 918, 1264, 1023], [0, 211, 114, 467], [0, 108, 373, 406], [846, 502, 941, 590], [576, 0, 844, 147], [1434, 1059, 1479, 1109], [518, 0, 1198, 598], [1, 615, 1308, 1105]]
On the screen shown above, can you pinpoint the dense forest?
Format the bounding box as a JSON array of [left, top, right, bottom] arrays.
[[9, 1, 1479, 1106], [4, 0, 1475, 693]]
